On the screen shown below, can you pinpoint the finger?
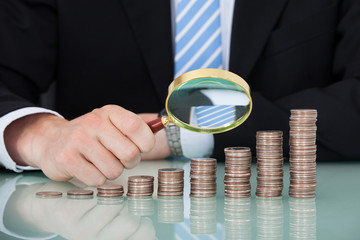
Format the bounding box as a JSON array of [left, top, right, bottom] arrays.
[[65, 153, 107, 186], [108, 108, 155, 153], [80, 138, 125, 180], [97, 123, 141, 169]]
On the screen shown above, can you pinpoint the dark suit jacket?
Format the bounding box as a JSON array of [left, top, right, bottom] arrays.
[[0, 0, 359, 161]]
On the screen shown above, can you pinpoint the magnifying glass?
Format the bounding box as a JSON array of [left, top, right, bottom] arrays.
[[147, 69, 252, 134]]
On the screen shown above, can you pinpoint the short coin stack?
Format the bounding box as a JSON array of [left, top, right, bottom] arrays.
[[67, 189, 94, 199], [256, 130, 284, 198], [190, 158, 217, 198], [157, 168, 184, 197], [289, 109, 317, 198], [224, 147, 252, 198], [97, 184, 124, 198], [127, 175, 154, 197]]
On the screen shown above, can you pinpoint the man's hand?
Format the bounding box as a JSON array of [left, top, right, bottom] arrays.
[[4, 105, 165, 185]]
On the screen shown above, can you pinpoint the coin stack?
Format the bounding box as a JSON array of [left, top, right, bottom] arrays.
[[256, 130, 284, 198], [190, 158, 217, 198], [67, 189, 94, 199], [127, 175, 154, 197], [224, 147, 252, 198], [289, 109, 317, 198], [97, 184, 124, 198], [157, 168, 184, 197]]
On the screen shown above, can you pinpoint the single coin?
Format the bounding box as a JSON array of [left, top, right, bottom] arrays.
[[36, 191, 63, 198]]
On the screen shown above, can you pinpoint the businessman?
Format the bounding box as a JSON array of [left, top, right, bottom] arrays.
[[0, 0, 359, 185]]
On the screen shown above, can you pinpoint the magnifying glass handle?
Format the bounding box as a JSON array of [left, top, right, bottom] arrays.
[[147, 117, 167, 133]]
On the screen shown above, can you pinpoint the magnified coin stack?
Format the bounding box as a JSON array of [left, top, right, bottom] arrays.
[[127, 175, 154, 197], [190, 158, 217, 198], [256, 130, 284, 198], [97, 184, 124, 198], [224, 147, 252, 198], [289, 109, 317, 198], [157, 168, 184, 197]]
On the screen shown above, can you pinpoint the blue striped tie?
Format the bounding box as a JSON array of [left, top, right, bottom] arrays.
[[174, 0, 235, 129], [195, 105, 236, 128], [174, 0, 223, 78]]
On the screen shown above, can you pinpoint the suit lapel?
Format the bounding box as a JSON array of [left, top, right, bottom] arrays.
[[230, 0, 289, 80], [121, 0, 173, 103]]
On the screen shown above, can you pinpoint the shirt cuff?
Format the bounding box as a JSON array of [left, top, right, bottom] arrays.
[[0, 107, 63, 172], [180, 128, 214, 158]]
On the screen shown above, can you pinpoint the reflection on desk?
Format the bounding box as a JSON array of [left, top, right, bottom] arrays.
[[1, 161, 360, 239]]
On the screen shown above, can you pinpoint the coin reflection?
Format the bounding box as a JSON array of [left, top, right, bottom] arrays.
[[97, 196, 125, 205], [256, 197, 284, 240], [289, 197, 316, 240], [190, 197, 217, 235], [224, 197, 251, 240], [128, 196, 155, 216], [157, 196, 184, 223], [0, 176, 156, 240]]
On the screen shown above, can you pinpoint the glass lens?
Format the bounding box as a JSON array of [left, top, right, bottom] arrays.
[[166, 77, 251, 133]]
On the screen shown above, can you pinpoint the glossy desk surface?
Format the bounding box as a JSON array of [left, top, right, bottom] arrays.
[[0, 160, 359, 240]]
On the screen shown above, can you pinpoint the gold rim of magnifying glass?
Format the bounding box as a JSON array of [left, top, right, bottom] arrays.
[[165, 68, 253, 134]]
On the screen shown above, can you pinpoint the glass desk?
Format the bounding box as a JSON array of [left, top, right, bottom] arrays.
[[0, 160, 359, 240]]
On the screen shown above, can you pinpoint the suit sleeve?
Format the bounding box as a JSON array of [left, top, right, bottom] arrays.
[[0, 0, 57, 116], [214, 0, 360, 161]]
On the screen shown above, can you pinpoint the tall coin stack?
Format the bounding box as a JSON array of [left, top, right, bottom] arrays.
[[157, 168, 184, 197], [190, 158, 217, 198], [256, 130, 284, 198], [127, 175, 154, 197], [224, 147, 252, 198], [289, 109, 317, 198]]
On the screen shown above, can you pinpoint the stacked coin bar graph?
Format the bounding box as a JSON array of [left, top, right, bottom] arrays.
[[157, 168, 184, 197], [224, 147, 252, 198], [256, 130, 284, 198], [190, 158, 217, 198], [289, 109, 317, 198]]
